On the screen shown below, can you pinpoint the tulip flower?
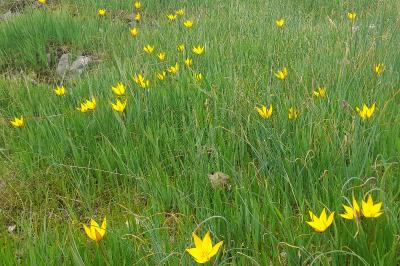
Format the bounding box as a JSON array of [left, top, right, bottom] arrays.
[[111, 99, 127, 113], [256, 105, 273, 119], [133, 74, 150, 88], [274, 67, 288, 80], [362, 194, 383, 218], [134, 1, 141, 9], [347, 12, 356, 21], [288, 107, 299, 120], [184, 58, 193, 66], [167, 63, 179, 74], [98, 9, 106, 16], [157, 52, 166, 61], [10, 116, 24, 128], [156, 71, 166, 81], [313, 87, 327, 98], [276, 18, 284, 28], [83, 217, 107, 242], [192, 46, 204, 55], [112, 82, 126, 96], [167, 14, 177, 21], [144, 44, 154, 54], [54, 86, 65, 96], [130, 27, 138, 37], [306, 208, 334, 233], [134, 13, 141, 22], [186, 232, 223, 264], [340, 197, 362, 220], [184, 20, 193, 28], [356, 103, 376, 120], [177, 44, 185, 52], [175, 9, 184, 16], [374, 64, 384, 76], [193, 72, 203, 81]]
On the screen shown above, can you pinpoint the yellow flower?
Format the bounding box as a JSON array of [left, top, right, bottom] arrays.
[[255, 105, 273, 119], [274, 67, 288, 80], [111, 99, 127, 113], [134, 13, 141, 22], [313, 87, 327, 98], [54, 86, 65, 96], [38, 0, 46, 4], [347, 11, 356, 21], [362, 194, 383, 218], [177, 44, 185, 52], [356, 103, 376, 120], [10, 116, 24, 128], [276, 18, 285, 28], [83, 217, 107, 242], [306, 209, 334, 233], [374, 63, 384, 76], [143, 44, 154, 54], [156, 71, 167, 81], [186, 232, 223, 264], [98, 8, 106, 16], [130, 27, 139, 37], [192, 45, 205, 55], [288, 107, 299, 120], [340, 197, 362, 220], [134, 1, 141, 9], [193, 72, 203, 81], [167, 63, 179, 74], [184, 58, 193, 66], [184, 20, 193, 28], [157, 52, 166, 61], [77, 98, 96, 112], [112, 82, 126, 96], [175, 9, 184, 16], [133, 74, 150, 88], [167, 14, 177, 21]]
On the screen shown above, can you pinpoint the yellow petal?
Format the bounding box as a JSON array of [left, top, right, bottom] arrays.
[[209, 240, 223, 258], [202, 231, 213, 254], [192, 233, 202, 249]]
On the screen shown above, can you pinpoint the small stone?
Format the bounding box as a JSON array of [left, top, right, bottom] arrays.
[[56, 53, 70, 76], [208, 171, 230, 189], [7, 224, 16, 233], [69, 56, 91, 74]]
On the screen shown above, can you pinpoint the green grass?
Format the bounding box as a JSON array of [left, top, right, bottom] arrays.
[[0, 0, 399, 265]]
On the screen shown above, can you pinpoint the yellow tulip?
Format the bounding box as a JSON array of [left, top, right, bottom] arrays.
[[184, 20, 193, 28], [340, 197, 362, 220], [83, 217, 107, 242], [313, 87, 327, 98], [347, 11, 356, 21], [38, 0, 46, 4], [167, 63, 179, 74], [175, 9, 184, 16], [362, 194, 383, 218], [306, 209, 334, 233], [184, 58, 193, 66], [143, 44, 154, 54], [186, 232, 223, 264], [177, 44, 185, 52], [134, 1, 141, 9], [255, 105, 273, 119], [133, 74, 150, 88], [192, 46, 204, 55], [288, 107, 299, 120], [98, 8, 106, 16], [157, 52, 166, 61], [167, 14, 177, 21], [134, 13, 141, 22], [111, 99, 127, 113], [156, 71, 167, 81], [193, 72, 203, 81], [374, 63, 384, 76], [10, 116, 24, 128], [276, 18, 284, 28], [54, 86, 65, 96], [356, 103, 376, 120], [112, 82, 126, 96], [130, 27, 139, 37], [274, 67, 288, 80]]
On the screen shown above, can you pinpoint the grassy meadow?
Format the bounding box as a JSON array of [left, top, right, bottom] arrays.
[[0, 0, 399, 265]]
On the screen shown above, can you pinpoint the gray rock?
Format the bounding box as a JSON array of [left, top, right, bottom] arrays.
[[56, 53, 70, 76], [69, 56, 91, 74]]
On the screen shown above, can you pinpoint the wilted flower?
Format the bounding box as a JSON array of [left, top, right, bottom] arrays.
[[112, 82, 126, 96], [276, 18, 284, 28], [130, 27, 139, 37], [255, 105, 273, 119], [157, 52, 166, 61], [175, 9, 184, 16], [177, 44, 185, 52], [10, 116, 24, 128], [306, 209, 334, 233], [184, 20, 193, 28], [54, 86, 65, 96], [313, 87, 327, 98], [111, 99, 127, 113], [133, 74, 150, 88], [83, 217, 107, 242], [134, 1, 141, 9], [186, 232, 223, 264], [184, 58, 193, 66], [156, 71, 167, 80], [167, 14, 177, 21], [98, 8, 106, 16], [167, 63, 179, 74], [340, 197, 362, 220], [192, 46, 204, 55], [144, 44, 154, 54], [347, 11, 356, 21], [274, 67, 288, 80], [362, 194, 383, 218], [356, 103, 376, 120], [288, 107, 299, 120], [374, 63, 384, 76]]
